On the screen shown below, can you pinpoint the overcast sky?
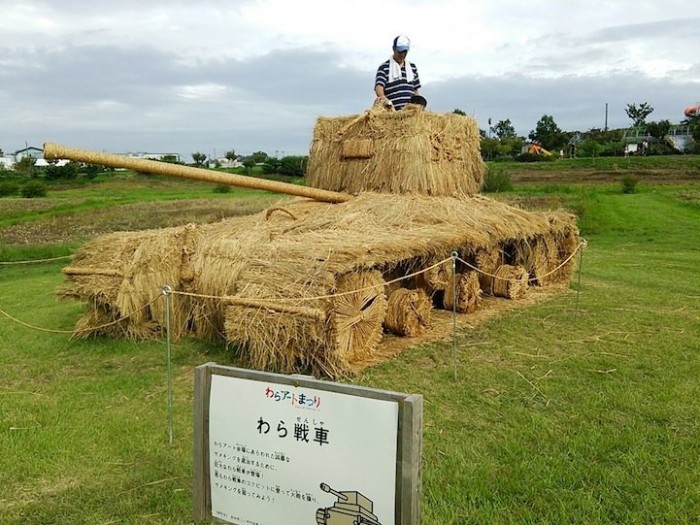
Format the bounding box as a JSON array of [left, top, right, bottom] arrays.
[[1, 0, 699, 159]]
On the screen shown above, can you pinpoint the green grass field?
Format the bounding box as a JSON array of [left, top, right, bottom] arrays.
[[1, 159, 699, 524]]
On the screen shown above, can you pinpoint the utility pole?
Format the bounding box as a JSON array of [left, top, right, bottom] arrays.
[[604, 103, 609, 132]]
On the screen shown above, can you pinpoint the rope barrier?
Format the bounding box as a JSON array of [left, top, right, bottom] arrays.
[[0, 241, 587, 334], [456, 240, 586, 283], [0, 254, 73, 265], [0, 295, 162, 335], [170, 257, 456, 304]]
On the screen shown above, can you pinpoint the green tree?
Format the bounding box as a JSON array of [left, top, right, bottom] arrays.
[[14, 157, 37, 177], [689, 117, 700, 147], [243, 158, 256, 175], [159, 154, 183, 165], [529, 115, 564, 151], [491, 119, 517, 140], [498, 136, 525, 158], [225, 150, 238, 163], [250, 151, 269, 164], [480, 136, 499, 160], [191, 152, 207, 167], [453, 109, 467, 116], [44, 161, 78, 180], [277, 156, 308, 177], [579, 138, 602, 158], [625, 102, 654, 127], [645, 119, 671, 142]]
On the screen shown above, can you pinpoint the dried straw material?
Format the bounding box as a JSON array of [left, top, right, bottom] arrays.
[[341, 139, 374, 159], [328, 270, 387, 364], [442, 271, 481, 314], [475, 247, 503, 293], [223, 270, 387, 378], [490, 265, 529, 299], [306, 109, 485, 196], [60, 192, 579, 377], [515, 237, 554, 286], [384, 288, 432, 337], [60, 223, 206, 339], [413, 259, 453, 292]]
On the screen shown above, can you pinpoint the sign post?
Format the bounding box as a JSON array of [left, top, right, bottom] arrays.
[[193, 363, 422, 524]]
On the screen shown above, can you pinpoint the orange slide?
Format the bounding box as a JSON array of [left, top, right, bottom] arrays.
[[683, 104, 700, 118]]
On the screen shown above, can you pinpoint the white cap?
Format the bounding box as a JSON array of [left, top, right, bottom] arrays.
[[393, 35, 410, 52]]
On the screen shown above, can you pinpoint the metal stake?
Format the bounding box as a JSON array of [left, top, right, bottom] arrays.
[[162, 285, 174, 444], [451, 252, 458, 380], [573, 241, 586, 323]]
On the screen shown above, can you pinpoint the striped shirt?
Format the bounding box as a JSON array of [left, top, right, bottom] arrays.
[[375, 59, 421, 111]]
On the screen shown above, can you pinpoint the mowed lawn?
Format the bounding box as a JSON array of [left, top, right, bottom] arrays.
[[1, 177, 699, 524]]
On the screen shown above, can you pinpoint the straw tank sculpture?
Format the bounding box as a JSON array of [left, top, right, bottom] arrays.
[[46, 104, 580, 379]]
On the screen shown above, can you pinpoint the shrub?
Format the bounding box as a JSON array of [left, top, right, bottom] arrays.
[[621, 175, 639, 194], [0, 181, 19, 197], [515, 152, 554, 163], [213, 184, 231, 194], [21, 180, 47, 198], [482, 165, 513, 192]]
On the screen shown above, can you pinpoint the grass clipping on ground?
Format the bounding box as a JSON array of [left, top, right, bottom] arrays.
[[60, 193, 579, 378]]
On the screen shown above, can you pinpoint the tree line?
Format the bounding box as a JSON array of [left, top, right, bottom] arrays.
[[462, 102, 700, 161]]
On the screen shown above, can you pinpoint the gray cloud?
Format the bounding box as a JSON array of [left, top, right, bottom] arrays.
[[1, 13, 699, 160]]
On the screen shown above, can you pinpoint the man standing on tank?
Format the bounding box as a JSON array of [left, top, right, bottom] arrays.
[[374, 35, 421, 111]]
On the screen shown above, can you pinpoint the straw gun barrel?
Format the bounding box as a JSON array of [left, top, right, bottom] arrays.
[[43, 142, 352, 204]]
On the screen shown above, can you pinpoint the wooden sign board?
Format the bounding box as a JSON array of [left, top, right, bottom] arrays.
[[193, 363, 422, 524]]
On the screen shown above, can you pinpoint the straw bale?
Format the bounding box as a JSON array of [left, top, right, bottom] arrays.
[[490, 265, 529, 299], [306, 110, 485, 196], [384, 288, 432, 337], [442, 271, 481, 314]]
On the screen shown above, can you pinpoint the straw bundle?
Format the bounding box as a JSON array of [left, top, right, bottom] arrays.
[[413, 259, 453, 292], [341, 139, 374, 159], [384, 288, 432, 337], [490, 265, 529, 299], [61, 192, 579, 377], [224, 269, 387, 377], [442, 271, 481, 314], [515, 237, 552, 286], [60, 223, 204, 339], [554, 228, 581, 282], [328, 270, 387, 363], [475, 247, 503, 293], [306, 109, 485, 196]]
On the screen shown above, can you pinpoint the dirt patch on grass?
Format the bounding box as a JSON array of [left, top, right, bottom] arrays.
[[0, 196, 286, 245], [511, 168, 700, 185]]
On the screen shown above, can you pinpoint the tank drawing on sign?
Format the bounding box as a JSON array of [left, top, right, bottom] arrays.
[[315, 482, 382, 525]]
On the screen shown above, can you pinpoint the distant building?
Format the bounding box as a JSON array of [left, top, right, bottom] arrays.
[[215, 157, 243, 168], [13, 146, 43, 162], [0, 156, 14, 170], [122, 152, 185, 163]]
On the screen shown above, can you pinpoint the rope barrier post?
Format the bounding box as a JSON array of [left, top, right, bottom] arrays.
[[451, 251, 458, 381], [162, 285, 174, 445], [573, 240, 587, 323]]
